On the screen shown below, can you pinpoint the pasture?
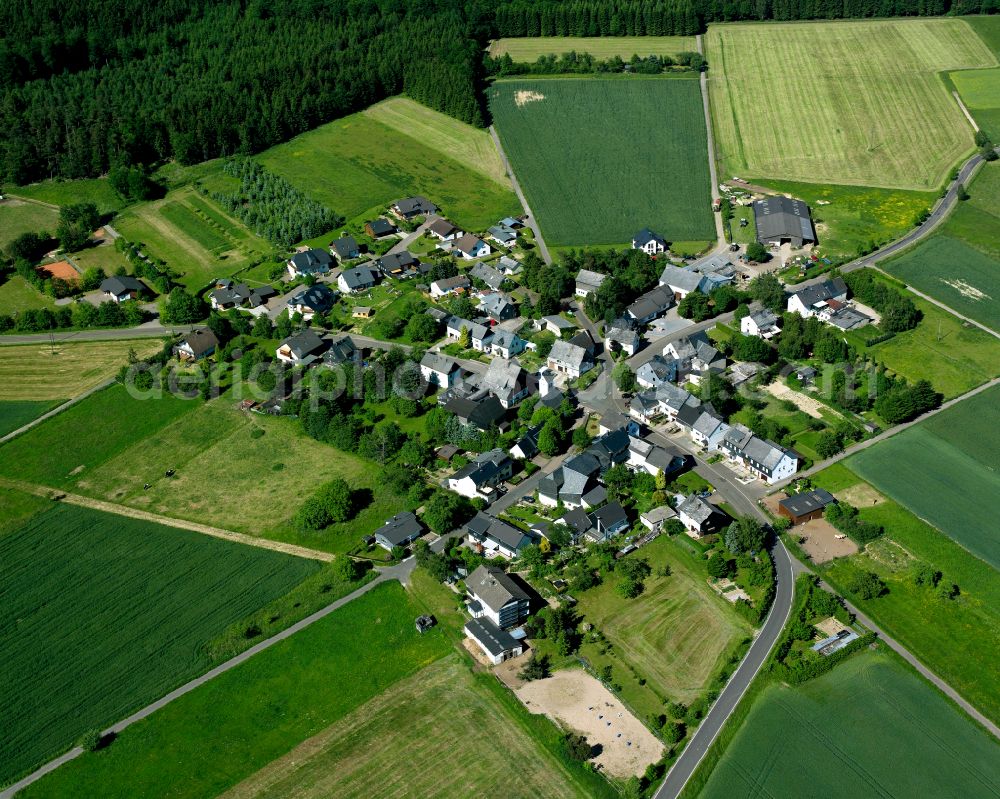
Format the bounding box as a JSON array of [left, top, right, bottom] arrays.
[[115, 185, 272, 289], [4, 178, 123, 214], [489, 76, 714, 246], [0, 199, 59, 251], [257, 106, 520, 231], [707, 19, 996, 190], [489, 35, 697, 61], [363, 97, 510, 186], [699, 652, 1000, 798], [0, 340, 161, 401], [0, 275, 57, 316], [0, 503, 317, 786], [20, 583, 452, 799], [811, 462, 1000, 725], [576, 536, 750, 708], [847, 384, 1000, 571], [219, 654, 590, 799]]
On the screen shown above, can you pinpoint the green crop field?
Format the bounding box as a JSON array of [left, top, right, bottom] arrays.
[[699, 652, 1000, 798], [218, 654, 589, 799], [0, 484, 50, 536], [0, 199, 59, 251], [0, 400, 61, 438], [576, 536, 750, 707], [952, 67, 1000, 141], [810, 462, 1000, 725], [0, 503, 317, 786], [4, 178, 124, 214], [115, 185, 272, 289], [847, 385, 1000, 571], [490, 76, 714, 246], [707, 19, 995, 190], [0, 340, 161, 402], [20, 583, 452, 799], [257, 104, 520, 231], [489, 35, 697, 61], [74, 399, 407, 554]]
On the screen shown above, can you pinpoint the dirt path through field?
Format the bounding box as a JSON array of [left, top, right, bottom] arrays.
[[0, 478, 333, 562]]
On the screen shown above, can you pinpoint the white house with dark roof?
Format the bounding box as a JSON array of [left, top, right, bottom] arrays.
[[337, 267, 379, 294], [276, 329, 327, 366], [632, 228, 667, 255], [663, 333, 726, 385], [373, 511, 423, 550], [636, 355, 678, 389], [487, 224, 518, 248], [471, 262, 505, 291], [428, 218, 461, 241], [447, 449, 513, 502], [720, 423, 799, 484], [574, 269, 607, 298], [538, 315, 577, 336], [287, 284, 337, 318], [465, 514, 534, 560], [483, 358, 529, 408], [627, 437, 686, 478], [677, 494, 721, 537], [465, 564, 530, 627], [446, 316, 493, 351], [658, 264, 706, 299], [420, 352, 461, 388], [287, 248, 333, 278], [627, 285, 675, 325], [451, 233, 491, 260], [479, 291, 517, 321], [640, 505, 677, 532], [547, 339, 593, 379], [787, 278, 848, 319], [376, 251, 420, 279], [604, 318, 641, 356], [690, 408, 729, 451], [488, 329, 527, 359], [741, 307, 781, 339], [496, 255, 521, 275], [174, 328, 218, 362], [391, 196, 438, 220], [100, 275, 146, 303], [589, 501, 630, 541], [464, 618, 524, 665], [329, 235, 360, 262], [430, 274, 471, 298]]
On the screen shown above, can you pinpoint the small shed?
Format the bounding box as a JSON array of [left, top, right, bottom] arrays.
[[777, 489, 836, 525]]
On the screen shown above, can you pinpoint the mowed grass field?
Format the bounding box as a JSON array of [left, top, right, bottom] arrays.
[[707, 19, 995, 190], [699, 652, 1000, 798], [220, 654, 589, 799], [74, 399, 408, 554], [0, 400, 62, 438], [577, 536, 750, 706], [952, 67, 1000, 141], [257, 101, 520, 231], [0, 340, 161, 401], [847, 384, 1000, 571], [0, 199, 59, 251], [0, 275, 57, 316], [882, 163, 1000, 332], [4, 178, 123, 215], [811, 462, 1000, 725], [20, 583, 452, 799], [0, 503, 317, 786], [489, 35, 697, 61], [115, 185, 272, 289], [490, 77, 714, 246]]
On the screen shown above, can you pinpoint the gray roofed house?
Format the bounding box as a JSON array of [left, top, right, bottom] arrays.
[[690, 408, 729, 451], [466, 564, 530, 627], [663, 332, 726, 383], [778, 488, 837, 524], [604, 317, 641, 356], [337, 267, 379, 293], [324, 335, 358, 366], [632, 228, 667, 255], [627, 285, 675, 325], [826, 306, 872, 331], [487, 224, 518, 247], [640, 505, 678, 532], [720, 423, 799, 484], [787, 277, 848, 318], [636, 355, 678, 389], [443, 394, 506, 430], [627, 436, 686, 477], [479, 291, 517, 321], [539, 314, 577, 335], [430, 274, 471, 298], [373, 511, 423, 550], [464, 617, 524, 664], [465, 513, 534, 559], [753, 195, 816, 248], [377, 250, 420, 278], [471, 262, 505, 291], [100, 275, 146, 303], [445, 315, 493, 351], [658, 264, 706, 298], [589, 501, 629, 540], [287, 248, 333, 277], [276, 328, 327, 366], [677, 494, 720, 536], [510, 424, 541, 460], [451, 233, 491, 260], [574, 269, 607, 298], [500, 216, 523, 229], [741, 306, 781, 339], [483, 358, 529, 408], [330, 235, 360, 261], [547, 338, 593, 379], [288, 284, 337, 317], [538, 452, 602, 509], [391, 196, 438, 219], [420, 351, 461, 387], [496, 255, 522, 275], [448, 449, 513, 502], [489, 329, 527, 358]]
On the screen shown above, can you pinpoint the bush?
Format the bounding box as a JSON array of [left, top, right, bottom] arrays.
[[77, 728, 103, 752], [519, 652, 551, 681], [847, 570, 886, 600], [561, 733, 592, 762]]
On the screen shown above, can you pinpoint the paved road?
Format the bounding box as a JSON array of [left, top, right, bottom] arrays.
[[386, 216, 437, 256], [696, 35, 725, 250], [489, 125, 552, 265], [0, 324, 193, 345], [0, 562, 411, 799]]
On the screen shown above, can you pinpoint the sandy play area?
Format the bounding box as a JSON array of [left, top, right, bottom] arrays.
[[764, 380, 832, 419], [516, 669, 663, 778], [793, 517, 858, 563]]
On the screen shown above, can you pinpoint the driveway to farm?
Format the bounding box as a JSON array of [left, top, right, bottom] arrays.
[[489, 125, 552, 265], [696, 33, 726, 250]]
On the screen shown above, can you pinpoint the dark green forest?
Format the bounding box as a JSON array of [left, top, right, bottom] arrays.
[[0, 0, 994, 184]]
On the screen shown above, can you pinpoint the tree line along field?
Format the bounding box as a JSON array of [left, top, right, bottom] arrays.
[[698, 652, 1000, 799], [256, 101, 521, 232], [0, 503, 318, 786], [808, 462, 1000, 726], [489, 76, 715, 247], [114, 185, 273, 290], [706, 19, 996, 191], [489, 35, 697, 61], [881, 162, 1000, 333], [0, 340, 162, 402], [846, 384, 1000, 572]]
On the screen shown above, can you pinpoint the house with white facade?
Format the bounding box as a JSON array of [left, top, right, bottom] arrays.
[[482, 358, 530, 408], [741, 307, 781, 339], [574, 269, 606, 298], [465, 514, 534, 560], [547, 339, 593, 379], [787, 278, 848, 319], [632, 228, 667, 255], [677, 494, 722, 537], [447, 449, 513, 503], [420, 352, 461, 388], [430, 275, 471, 298], [719, 424, 799, 484], [451, 233, 491, 260], [465, 564, 530, 628]]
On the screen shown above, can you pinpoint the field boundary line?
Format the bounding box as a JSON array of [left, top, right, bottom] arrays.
[[0, 379, 114, 445], [0, 570, 397, 799], [697, 34, 726, 252], [488, 125, 552, 265], [0, 478, 334, 562], [952, 90, 980, 132]]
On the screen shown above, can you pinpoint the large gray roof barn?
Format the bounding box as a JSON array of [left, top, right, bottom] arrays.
[[753, 196, 816, 248]]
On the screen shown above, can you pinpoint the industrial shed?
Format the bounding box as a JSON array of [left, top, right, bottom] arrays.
[[753, 196, 816, 248]]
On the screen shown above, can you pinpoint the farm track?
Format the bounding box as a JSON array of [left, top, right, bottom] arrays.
[[489, 125, 552, 264], [0, 478, 334, 562]]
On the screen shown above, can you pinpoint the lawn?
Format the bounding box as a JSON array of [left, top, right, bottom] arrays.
[[489, 76, 714, 246], [750, 179, 935, 259], [4, 178, 123, 215], [0, 383, 197, 486], [20, 583, 452, 799], [862, 278, 1000, 399], [489, 36, 698, 61], [576, 535, 750, 708], [362, 97, 511, 186], [217, 654, 590, 799], [67, 239, 134, 278], [73, 398, 408, 555], [0, 339, 162, 401], [115, 185, 272, 290], [707, 18, 995, 190], [846, 385, 1000, 571], [256, 105, 520, 231], [0, 199, 59, 251], [0, 275, 58, 316], [698, 652, 1000, 798], [0, 503, 318, 786], [810, 461, 1000, 723], [0, 399, 62, 438]]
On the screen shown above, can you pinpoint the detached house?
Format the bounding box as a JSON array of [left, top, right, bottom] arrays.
[[741, 307, 781, 339], [574, 269, 606, 298], [329, 235, 360, 262], [627, 437, 686, 478], [446, 316, 493, 352], [420, 352, 461, 388], [377, 251, 420, 279], [479, 291, 517, 321], [636, 355, 678, 389], [365, 218, 396, 238], [627, 285, 675, 325], [787, 278, 848, 319], [547, 339, 593, 379], [287, 284, 337, 318], [487, 224, 518, 248], [471, 262, 505, 291], [287, 248, 333, 278], [510, 424, 541, 460], [443, 393, 506, 431], [604, 318, 641, 357], [663, 333, 726, 384], [337, 267, 379, 294], [466, 514, 534, 560], [391, 196, 438, 220], [720, 424, 799, 484], [428, 218, 461, 241], [658, 264, 705, 299], [464, 618, 524, 665], [430, 275, 471, 298], [489, 330, 527, 359], [100, 276, 146, 303], [452, 234, 491, 260], [211, 283, 277, 315], [373, 511, 423, 551], [447, 449, 513, 503], [537, 453, 602, 509], [590, 501, 630, 541], [174, 328, 218, 362], [466, 564, 531, 627], [276, 329, 327, 366], [483, 358, 530, 408], [677, 494, 722, 536], [632, 228, 667, 255], [539, 315, 577, 337]]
